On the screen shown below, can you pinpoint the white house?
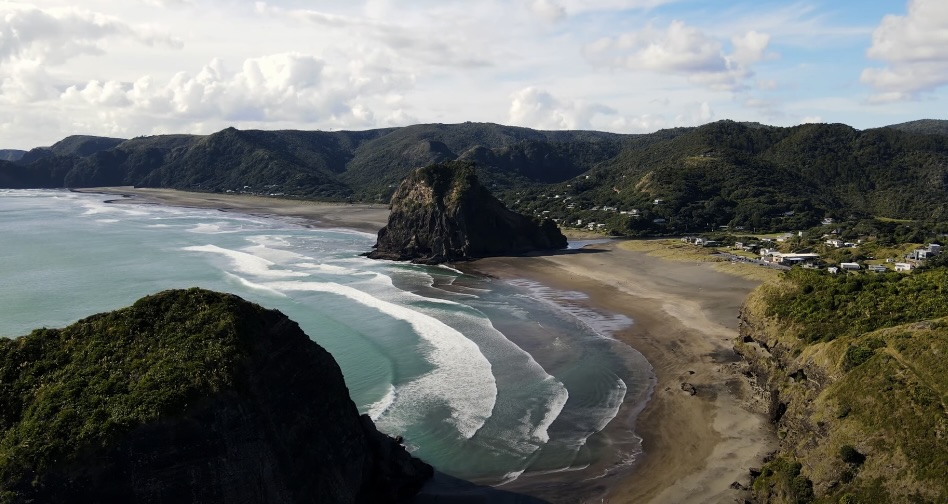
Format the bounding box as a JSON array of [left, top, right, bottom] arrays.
[[868, 265, 887, 272], [895, 263, 914, 272], [840, 262, 861, 270], [826, 239, 844, 248], [827, 267, 839, 274]]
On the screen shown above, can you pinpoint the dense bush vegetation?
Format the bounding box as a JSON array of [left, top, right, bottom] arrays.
[[762, 267, 948, 342], [0, 289, 271, 497]]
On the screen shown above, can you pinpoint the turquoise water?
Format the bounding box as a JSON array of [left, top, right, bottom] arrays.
[[0, 189, 654, 488]]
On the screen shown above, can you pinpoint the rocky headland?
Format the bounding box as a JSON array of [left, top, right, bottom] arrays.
[[366, 161, 567, 264], [735, 269, 948, 503], [0, 288, 432, 503]]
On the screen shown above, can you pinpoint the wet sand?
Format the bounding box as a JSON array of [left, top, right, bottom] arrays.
[[82, 187, 777, 503], [467, 245, 777, 503]]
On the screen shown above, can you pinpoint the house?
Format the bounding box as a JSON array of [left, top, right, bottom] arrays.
[[702, 240, 720, 248], [895, 262, 914, 272], [840, 262, 860, 270], [825, 239, 844, 248], [770, 252, 821, 266], [868, 265, 887, 273], [653, 199, 664, 205], [827, 267, 839, 274], [822, 217, 835, 225], [910, 249, 933, 260]]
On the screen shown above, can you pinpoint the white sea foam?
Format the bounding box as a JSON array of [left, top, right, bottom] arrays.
[[81, 201, 148, 216], [366, 384, 397, 420], [223, 272, 287, 297], [264, 279, 497, 439], [497, 469, 525, 486], [508, 279, 633, 338], [243, 243, 309, 264], [297, 262, 365, 276], [532, 379, 570, 443], [437, 264, 464, 275], [576, 377, 627, 447], [182, 245, 308, 279], [188, 223, 227, 234]]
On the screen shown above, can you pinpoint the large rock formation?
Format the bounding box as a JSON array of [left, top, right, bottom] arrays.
[[366, 161, 567, 264], [0, 288, 432, 503]]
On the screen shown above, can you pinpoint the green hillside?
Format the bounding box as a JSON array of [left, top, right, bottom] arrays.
[[739, 267, 948, 503], [2, 120, 947, 236]]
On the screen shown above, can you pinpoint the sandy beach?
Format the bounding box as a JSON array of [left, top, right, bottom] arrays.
[[468, 246, 777, 503], [72, 187, 390, 234], [85, 187, 777, 503]]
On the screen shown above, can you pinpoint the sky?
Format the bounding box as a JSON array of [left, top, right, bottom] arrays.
[[1, 0, 947, 149]]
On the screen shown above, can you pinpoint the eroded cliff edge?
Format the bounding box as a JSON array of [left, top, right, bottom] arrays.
[[0, 288, 432, 503], [736, 269, 948, 503], [366, 161, 567, 264]]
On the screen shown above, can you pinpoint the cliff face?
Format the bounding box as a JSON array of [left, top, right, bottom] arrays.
[[0, 288, 432, 503], [367, 161, 567, 264], [736, 279, 948, 504]]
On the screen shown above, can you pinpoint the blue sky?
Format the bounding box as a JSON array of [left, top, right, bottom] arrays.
[[1, 0, 946, 148]]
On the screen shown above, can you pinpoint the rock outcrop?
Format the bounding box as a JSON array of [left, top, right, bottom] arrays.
[[366, 161, 567, 264], [0, 288, 432, 503]]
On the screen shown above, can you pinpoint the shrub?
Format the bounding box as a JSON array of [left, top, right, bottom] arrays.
[[840, 445, 866, 465]]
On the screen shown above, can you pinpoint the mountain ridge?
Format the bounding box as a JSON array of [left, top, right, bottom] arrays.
[[3, 119, 947, 235]]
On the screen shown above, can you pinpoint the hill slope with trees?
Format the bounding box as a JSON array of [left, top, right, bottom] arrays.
[[2, 120, 947, 237]]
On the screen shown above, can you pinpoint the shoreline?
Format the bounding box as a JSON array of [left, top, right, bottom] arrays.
[[465, 247, 777, 503], [71, 187, 390, 234], [81, 187, 777, 503]]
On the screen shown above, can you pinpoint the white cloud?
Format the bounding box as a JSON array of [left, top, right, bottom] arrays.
[[60, 52, 413, 124], [528, 0, 566, 22], [607, 101, 715, 133], [861, 0, 948, 102], [508, 87, 615, 130], [0, 4, 177, 66], [255, 2, 493, 69], [584, 21, 773, 92]]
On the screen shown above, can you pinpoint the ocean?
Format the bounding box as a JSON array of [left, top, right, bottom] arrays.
[[0, 189, 654, 492]]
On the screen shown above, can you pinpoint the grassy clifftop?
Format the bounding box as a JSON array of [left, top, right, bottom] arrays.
[[738, 268, 948, 503]]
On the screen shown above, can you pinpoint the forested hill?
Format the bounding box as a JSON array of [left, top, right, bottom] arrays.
[[0, 123, 626, 200], [516, 120, 948, 234], [0, 150, 24, 162], [2, 120, 947, 234]]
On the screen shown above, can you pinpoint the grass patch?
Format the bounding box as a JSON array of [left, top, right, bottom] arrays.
[[618, 239, 725, 262], [712, 262, 782, 283]]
